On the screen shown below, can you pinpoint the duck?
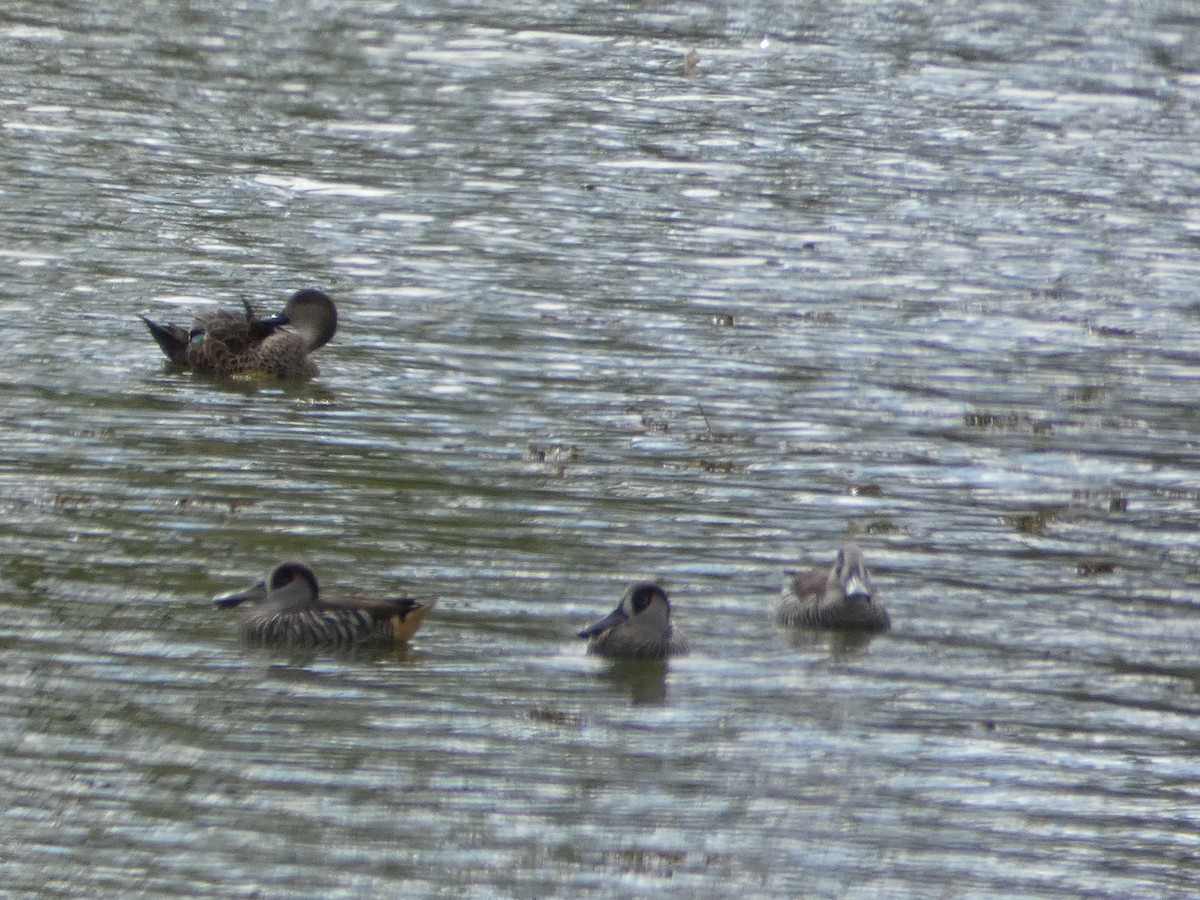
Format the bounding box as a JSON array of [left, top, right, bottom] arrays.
[[577, 582, 689, 659], [140, 288, 337, 379], [214, 561, 434, 647], [775, 543, 890, 631]]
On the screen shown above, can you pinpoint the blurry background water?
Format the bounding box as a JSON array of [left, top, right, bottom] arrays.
[[2, 0, 1200, 896]]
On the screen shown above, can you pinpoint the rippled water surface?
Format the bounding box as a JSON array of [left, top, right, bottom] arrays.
[[4, 0, 1200, 896]]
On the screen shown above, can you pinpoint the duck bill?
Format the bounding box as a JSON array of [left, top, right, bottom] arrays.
[[391, 601, 434, 642], [257, 311, 290, 327], [577, 606, 628, 639], [843, 574, 872, 604], [213, 579, 268, 608]]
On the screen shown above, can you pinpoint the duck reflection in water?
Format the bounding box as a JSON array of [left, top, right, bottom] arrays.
[[782, 624, 881, 661], [597, 658, 671, 705], [576, 583, 687, 705]]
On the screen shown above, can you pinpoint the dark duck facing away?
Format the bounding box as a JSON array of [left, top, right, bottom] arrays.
[[214, 561, 434, 648], [775, 543, 890, 632], [140, 288, 337, 379], [577, 582, 689, 659]]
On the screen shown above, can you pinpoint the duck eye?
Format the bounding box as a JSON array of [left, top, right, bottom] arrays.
[[631, 586, 655, 614], [271, 565, 298, 589]]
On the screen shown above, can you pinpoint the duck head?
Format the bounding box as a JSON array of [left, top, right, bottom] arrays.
[[214, 561, 320, 612], [258, 289, 338, 352], [578, 582, 673, 640], [827, 544, 875, 609]]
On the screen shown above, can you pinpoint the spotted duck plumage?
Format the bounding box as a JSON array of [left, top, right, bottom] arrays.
[[215, 561, 433, 648]]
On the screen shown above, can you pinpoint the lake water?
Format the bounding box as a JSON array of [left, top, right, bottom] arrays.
[[2, 0, 1200, 896]]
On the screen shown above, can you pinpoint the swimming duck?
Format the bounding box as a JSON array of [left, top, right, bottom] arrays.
[[214, 561, 434, 647], [140, 288, 337, 378], [578, 582, 689, 659], [775, 543, 890, 631]]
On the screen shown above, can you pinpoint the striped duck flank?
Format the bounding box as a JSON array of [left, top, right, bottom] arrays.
[[140, 288, 337, 379], [214, 561, 433, 648], [775, 543, 890, 632], [577, 582, 689, 659]]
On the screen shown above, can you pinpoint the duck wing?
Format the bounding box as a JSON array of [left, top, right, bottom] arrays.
[[317, 595, 430, 621], [785, 566, 828, 601]]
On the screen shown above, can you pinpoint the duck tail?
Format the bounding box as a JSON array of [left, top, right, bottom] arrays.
[[390, 599, 435, 642], [139, 315, 191, 363]]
